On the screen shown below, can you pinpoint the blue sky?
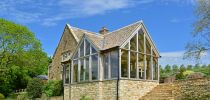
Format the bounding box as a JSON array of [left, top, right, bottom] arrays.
[[0, 0, 209, 66]]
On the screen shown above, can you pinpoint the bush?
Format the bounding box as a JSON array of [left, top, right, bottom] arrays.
[[16, 93, 28, 100], [80, 95, 90, 100], [26, 78, 44, 99], [0, 93, 5, 99], [43, 80, 63, 97]]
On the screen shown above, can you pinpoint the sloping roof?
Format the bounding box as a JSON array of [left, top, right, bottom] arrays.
[[67, 21, 141, 50], [66, 20, 160, 56], [102, 21, 141, 50]]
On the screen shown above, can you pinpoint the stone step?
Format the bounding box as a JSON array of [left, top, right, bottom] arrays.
[[140, 83, 175, 100]]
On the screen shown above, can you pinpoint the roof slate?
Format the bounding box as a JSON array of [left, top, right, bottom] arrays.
[[68, 21, 142, 50]]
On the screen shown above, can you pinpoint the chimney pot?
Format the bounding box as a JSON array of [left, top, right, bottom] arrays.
[[99, 27, 109, 35]]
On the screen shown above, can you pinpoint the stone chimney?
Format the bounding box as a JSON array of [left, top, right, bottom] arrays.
[[99, 27, 109, 35]]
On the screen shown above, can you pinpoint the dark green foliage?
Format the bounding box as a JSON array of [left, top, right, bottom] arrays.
[[0, 18, 49, 96], [43, 80, 63, 97], [26, 78, 43, 99]]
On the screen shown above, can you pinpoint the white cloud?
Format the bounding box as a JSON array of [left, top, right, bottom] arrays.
[[159, 51, 209, 66], [0, 0, 143, 26], [0, 0, 199, 26]]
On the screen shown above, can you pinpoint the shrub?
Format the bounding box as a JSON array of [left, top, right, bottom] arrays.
[[80, 95, 90, 100], [43, 80, 63, 97], [16, 93, 28, 100], [0, 93, 5, 99], [183, 70, 194, 76], [26, 78, 44, 99]]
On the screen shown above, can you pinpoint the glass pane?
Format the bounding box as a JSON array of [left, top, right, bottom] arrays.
[[73, 60, 78, 82], [91, 54, 98, 80], [85, 57, 89, 81], [80, 59, 84, 81], [91, 46, 97, 54], [121, 50, 128, 78], [130, 52, 137, 78], [146, 39, 151, 54], [123, 43, 129, 49], [130, 34, 137, 51], [138, 30, 144, 53], [104, 54, 109, 79], [153, 58, 158, 80], [138, 53, 144, 79], [65, 64, 69, 84], [111, 51, 119, 78], [80, 41, 84, 57], [146, 55, 151, 80], [85, 40, 90, 55]]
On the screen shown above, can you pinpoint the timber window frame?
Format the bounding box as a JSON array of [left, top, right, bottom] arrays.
[[71, 38, 99, 83], [120, 28, 159, 80]]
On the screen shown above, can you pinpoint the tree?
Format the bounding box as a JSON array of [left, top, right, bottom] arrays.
[[0, 18, 49, 96], [165, 64, 171, 74], [194, 63, 201, 69], [176, 64, 187, 79], [180, 64, 187, 72], [184, 0, 210, 60], [27, 78, 43, 99], [172, 64, 179, 74], [187, 65, 193, 70]]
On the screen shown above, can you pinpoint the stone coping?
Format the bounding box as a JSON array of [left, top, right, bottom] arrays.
[[64, 78, 159, 85], [173, 77, 210, 83]]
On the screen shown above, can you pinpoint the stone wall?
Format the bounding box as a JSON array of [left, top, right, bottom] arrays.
[[119, 80, 159, 100], [64, 85, 70, 100], [66, 80, 159, 100], [172, 78, 210, 99], [49, 27, 78, 80], [70, 80, 117, 100]]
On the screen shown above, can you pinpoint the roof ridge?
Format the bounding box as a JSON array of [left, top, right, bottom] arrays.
[[70, 25, 104, 38], [104, 20, 143, 36]]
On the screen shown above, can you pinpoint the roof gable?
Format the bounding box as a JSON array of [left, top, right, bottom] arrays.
[[56, 20, 160, 58], [120, 22, 160, 57], [71, 34, 100, 59], [102, 21, 142, 50]]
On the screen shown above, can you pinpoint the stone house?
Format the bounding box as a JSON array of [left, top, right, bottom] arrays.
[[49, 21, 160, 100]]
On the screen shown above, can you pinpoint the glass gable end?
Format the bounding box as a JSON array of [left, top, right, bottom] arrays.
[[120, 29, 159, 80], [72, 38, 99, 83]]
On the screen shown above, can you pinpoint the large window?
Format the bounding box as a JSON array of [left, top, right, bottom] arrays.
[[103, 50, 119, 79], [64, 64, 70, 84], [130, 52, 137, 78], [73, 60, 78, 82], [121, 50, 128, 77], [120, 29, 158, 80], [91, 54, 98, 80], [72, 39, 98, 83], [111, 51, 119, 78], [104, 53, 109, 79]]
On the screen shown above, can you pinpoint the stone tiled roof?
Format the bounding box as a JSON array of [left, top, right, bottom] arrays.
[[70, 26, 104, 49], [103, 21, 141, 50], [69, 21, 142, 50]]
